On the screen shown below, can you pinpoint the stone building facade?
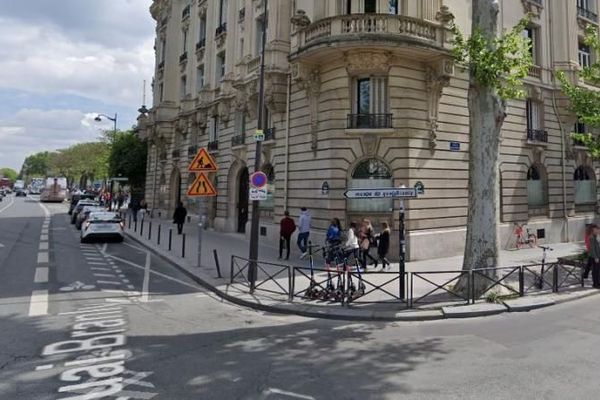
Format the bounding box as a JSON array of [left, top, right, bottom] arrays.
[[138, 0, 600, 260]]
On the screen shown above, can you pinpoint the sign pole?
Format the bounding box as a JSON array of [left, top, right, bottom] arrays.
[[399, 199, 406, 300], [197, 197, 205, 268]]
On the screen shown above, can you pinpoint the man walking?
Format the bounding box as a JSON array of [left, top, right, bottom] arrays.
[[297, 207, 311, 259], [590, 225, 600, 288], [173, 201, 188, 235], [279, 211, 296, 260]]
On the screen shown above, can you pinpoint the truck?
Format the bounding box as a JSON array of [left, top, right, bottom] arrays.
[[13, 180, 25, 190], [40, 177, 68, 202]]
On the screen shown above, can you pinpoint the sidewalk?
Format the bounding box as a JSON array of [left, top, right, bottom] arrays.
[[124, 212, 599, 321]]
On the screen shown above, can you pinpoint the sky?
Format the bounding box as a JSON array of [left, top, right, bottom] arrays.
[[0, 0, 155, 171]]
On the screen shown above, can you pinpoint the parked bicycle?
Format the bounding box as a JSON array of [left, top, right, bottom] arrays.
[[513, 222, 538, 249]]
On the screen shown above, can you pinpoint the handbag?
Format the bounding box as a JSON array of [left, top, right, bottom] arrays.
[[360, 238, 370, 250]]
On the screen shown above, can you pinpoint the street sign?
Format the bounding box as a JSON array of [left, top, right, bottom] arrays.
[[188, 148, 218, 172], [109, 177, 128, 182], [343, 187, 417, 199], [187, 173, 217, 197], [250, 171, 268, 189], [449, 141, 461, 151], [414, 181, 425, 195], [254, 129, 265, 142], [249, 187, 268, 201]]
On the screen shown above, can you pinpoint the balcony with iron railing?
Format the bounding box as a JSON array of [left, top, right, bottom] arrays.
[[526, 128, 548, 144], [216, 23, 227, 36], [196, 38, 206, 50], [578, 6, 598, 23], [179, 52, 188, 63], [208, 140, 219, 151], [182, 4, 190, 20], [188, 145, 197, 157], [264, 127, 276, 141], [347, 114, 393, 129], [172, 149, 180, 159], [231, 134, 245, 147], [293, 14, 450, 60]]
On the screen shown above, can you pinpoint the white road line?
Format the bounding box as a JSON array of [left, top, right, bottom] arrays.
[[141, 251, 151, 302], [28, 290, 48, 316], [41, 229, 48, 235], [93, 273, 118, 278], [122, 242, 146, 252], [96, 280, 123, 285], [263, 388, 316, 400], [37, 252, 49, 263], [38, 242, 48, 250], [90, 267, 112, 271], [35, 364, 54, 371], [0, 195, 15, 214], [101, 289, 141, 296], [122, 279, 130, 284], [38, 201, 50, 217], [127, 285, 135, 290], [40, 234, 48, 241], [101, 243, 107, 253], [34, 267, 49, 283], [85, 257, 104, 261]]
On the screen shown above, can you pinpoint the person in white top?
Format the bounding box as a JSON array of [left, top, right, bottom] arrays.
[[345, 222, 359, 258]]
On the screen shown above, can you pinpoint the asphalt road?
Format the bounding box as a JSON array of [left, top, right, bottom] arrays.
[[1, 194, 600, 400]]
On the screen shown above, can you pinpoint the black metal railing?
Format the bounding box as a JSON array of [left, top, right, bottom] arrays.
[[179, 52, 188, 63], [182, 4, 190, 19], [471, 266, 521, 301], [573, 138, 587, 147], [159, 152, 167, 161], [187, 145, 197, 157], [527, 129, 548, 143], [411, 271, 471, 307], [347, 113, 393, 129], [207, 140, 219, 151], [196, 38, 206, 50], [171, 149, 180, 159], [578, 6, 598, 22], [231, 256, 292, 298], [216, 23, 227, 36], [264, 127, 276, 141], [529, 0, 542, 5], [231, 134, 245, 147], [238, 8, 246, 21]]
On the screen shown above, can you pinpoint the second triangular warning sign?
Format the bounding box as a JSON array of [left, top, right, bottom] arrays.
[[188, 148, 218, 172], [187, 173, 217, 197]]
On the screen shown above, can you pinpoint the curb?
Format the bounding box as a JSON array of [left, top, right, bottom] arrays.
[[124, 231, 600, 322]]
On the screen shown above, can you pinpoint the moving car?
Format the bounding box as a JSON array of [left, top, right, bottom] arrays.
[[15, 189, 27, 197], [80, 212, 124, 243], [71, 199, 98, 224], [76, 206, 105, 230]]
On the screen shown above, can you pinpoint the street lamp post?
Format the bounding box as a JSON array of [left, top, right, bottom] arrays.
[[248, 0, 268, 291], [94, 113, 118, 136]]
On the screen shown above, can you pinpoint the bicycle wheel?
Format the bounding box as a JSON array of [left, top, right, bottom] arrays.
[[528, 234, 537, 248]]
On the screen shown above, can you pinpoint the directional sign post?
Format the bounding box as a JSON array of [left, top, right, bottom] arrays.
[[344, 187, 417, 199]]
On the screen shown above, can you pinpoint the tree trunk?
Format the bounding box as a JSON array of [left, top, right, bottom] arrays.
[[456, 0, 506, 298]]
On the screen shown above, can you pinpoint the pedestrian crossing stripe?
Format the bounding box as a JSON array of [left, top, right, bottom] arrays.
[[187, 173, 217, 197], [188, 148, 217, 172]]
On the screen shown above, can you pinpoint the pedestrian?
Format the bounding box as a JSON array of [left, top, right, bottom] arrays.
[[589, 225, 600, 288], [584, 224, 597, 280], [117, 191, 125, 210], [297, 207, 311, 259], [173, 201, 187, 235], [376, 221, 391, 270], [359, 219, 377, 269], [344, 221, 359, 259], [139, 198, 148, 221], [326, 218, 342, 247], [278, 211, 296, 260]]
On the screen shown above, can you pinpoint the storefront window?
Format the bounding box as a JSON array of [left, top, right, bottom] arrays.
[[574, 166, 596, 205], [348, 159, 393, 212]]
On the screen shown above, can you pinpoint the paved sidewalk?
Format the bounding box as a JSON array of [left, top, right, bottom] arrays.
[[123, 212, 599, 321]]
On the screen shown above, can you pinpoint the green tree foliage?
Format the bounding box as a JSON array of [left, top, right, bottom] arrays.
[[451, 15, 533, 100], [0, 168, 18, 181], [557, 25, 600, 157], [19, 151, 51, 179], [48, 142, 110, 186], [107, 130, 147, 189]]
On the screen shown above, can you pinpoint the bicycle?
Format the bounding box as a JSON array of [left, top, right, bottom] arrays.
[[513, 222, 538, 249]]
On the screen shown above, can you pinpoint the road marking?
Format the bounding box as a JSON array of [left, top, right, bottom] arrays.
[[91, 267, 112, 271], [101, 289, 141, 296], [263, 388, 316, 400], [141, 251, 151, 302], [97, 280, 123, 285], [0, 195, 15, 214], [0, 243, 4, 248], [38, 201, 50, 217], [28, 290, 48, 316], [34, 267, 49, 283], [35, 364, 54, 371], [122, 242, 146, 252], [94, 273, 118, 278], [37, 252, 49, 263], [122, 279, 130, 284], [40, 234, 48, 241], [102, 243, 108, 253], [127, 285, 135, 290], [86, 257, 104, 261], [39, 242, 49, 250]]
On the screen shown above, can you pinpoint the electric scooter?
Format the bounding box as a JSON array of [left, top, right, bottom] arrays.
[[304, 244, 321, 299]]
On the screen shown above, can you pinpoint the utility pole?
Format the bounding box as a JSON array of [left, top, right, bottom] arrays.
[[248, 0, 268, 291]]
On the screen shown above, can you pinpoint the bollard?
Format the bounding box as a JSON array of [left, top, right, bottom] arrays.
[[182, 233, 186, 258], [157, 224, 161, 245], [213, 249, 223, 278], [552, 264, 559, 293], [140, 220, 144, 236], [148, 221, 152, 240], [128, 213, 132, 229], [168, 228, 172, 251], [134, 220, 138, 233], [518, 266, 524, 297]]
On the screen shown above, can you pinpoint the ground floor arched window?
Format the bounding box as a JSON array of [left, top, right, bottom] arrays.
[[348, 158, 393, 213], [574, 166, 597, 205], [527, 165, 547, 212]]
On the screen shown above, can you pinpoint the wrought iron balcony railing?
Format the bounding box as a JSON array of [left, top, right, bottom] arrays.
[[216, 23, 227, 36], [208, 140, 219, 151], [196, 38, 206, 50], [171, 149, 180, 159], [264, 127, 276, 141], [188, 145, 197, 157], [578, 6, 599, 23], [347, 113, 393, 129], [182, 5, 190, 20], [231, 134, 245, 147], [179, 52, 188, 63], [526, 129, 548, 143]]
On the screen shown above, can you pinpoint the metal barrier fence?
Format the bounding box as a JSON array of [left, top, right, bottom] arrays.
[[229, 256, 589, 308]]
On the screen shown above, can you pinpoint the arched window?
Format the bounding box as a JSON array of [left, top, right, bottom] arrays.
[[574, 166, 597, 205], [527, 165, 547, 209], [260, 163, 275, 210], [348, 159, 393, 212]]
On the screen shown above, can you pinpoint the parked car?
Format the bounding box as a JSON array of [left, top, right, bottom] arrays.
[[69, 193, 97, 215], [76, 206, 104, 230], [80, 212, 124, 243], [71, 200, 98, 224]]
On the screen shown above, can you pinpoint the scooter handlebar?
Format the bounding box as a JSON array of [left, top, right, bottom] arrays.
[[538, 245, 554, 251]]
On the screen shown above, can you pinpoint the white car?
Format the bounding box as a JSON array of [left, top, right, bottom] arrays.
[[80, 212, 124, 243]]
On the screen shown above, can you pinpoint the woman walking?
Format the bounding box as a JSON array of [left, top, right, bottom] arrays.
[[376, 222, 391, 270], [173, 202, 188, 235], [359, 219, 377, 269]]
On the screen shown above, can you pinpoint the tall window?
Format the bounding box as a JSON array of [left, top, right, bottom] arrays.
[[216, 52, 226, 82], [255, 14, 266, 56], [351, 77, 389, 128], [348, 159, 393, 212], [196, 65, 204, 91], [160, 37, 166, 62], [182, 29, 188, 53], [180, 75, 187, 99], [209, 116, 219, 142], [388, 0, 399, 14], [235, 111, 246, 135], [526, 99, 542, 131], [364, 0, 376, 13], [199, 15, 207, 45], [578, 0, 592, 11], [574, 166, 596, 205], [239, 37, 244, 59], [523, 26, 539, 65], [527, 165, 547, 209], [260, 163, 275, 210], [579, 41, 591, 68], [219, 0, 228, 28], [159, 83, 164, 102]]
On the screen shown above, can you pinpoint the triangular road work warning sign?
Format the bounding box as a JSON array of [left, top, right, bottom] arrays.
[[188, 148, 218, 172], [187, 173, 217, 197]]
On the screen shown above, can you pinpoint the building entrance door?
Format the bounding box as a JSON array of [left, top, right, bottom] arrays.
[[237, 167, 249, 233], [170, 168, 181, 211]]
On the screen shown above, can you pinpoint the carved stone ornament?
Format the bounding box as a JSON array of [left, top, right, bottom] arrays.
[[291, 10, 311, 29], [425, 62, 452, 151], [360, 135, 379, 157], [216, 32, 227, 49], [521, 0, 542, 18], [218, 98, 232, 124], [435, 5, 454, 26], [345, 51, 392, 76], [198, 4, 207, 18], [295, 66, 321, 150]]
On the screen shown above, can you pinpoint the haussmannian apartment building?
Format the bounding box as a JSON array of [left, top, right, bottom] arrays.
[[137, 0, 600, 260]]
